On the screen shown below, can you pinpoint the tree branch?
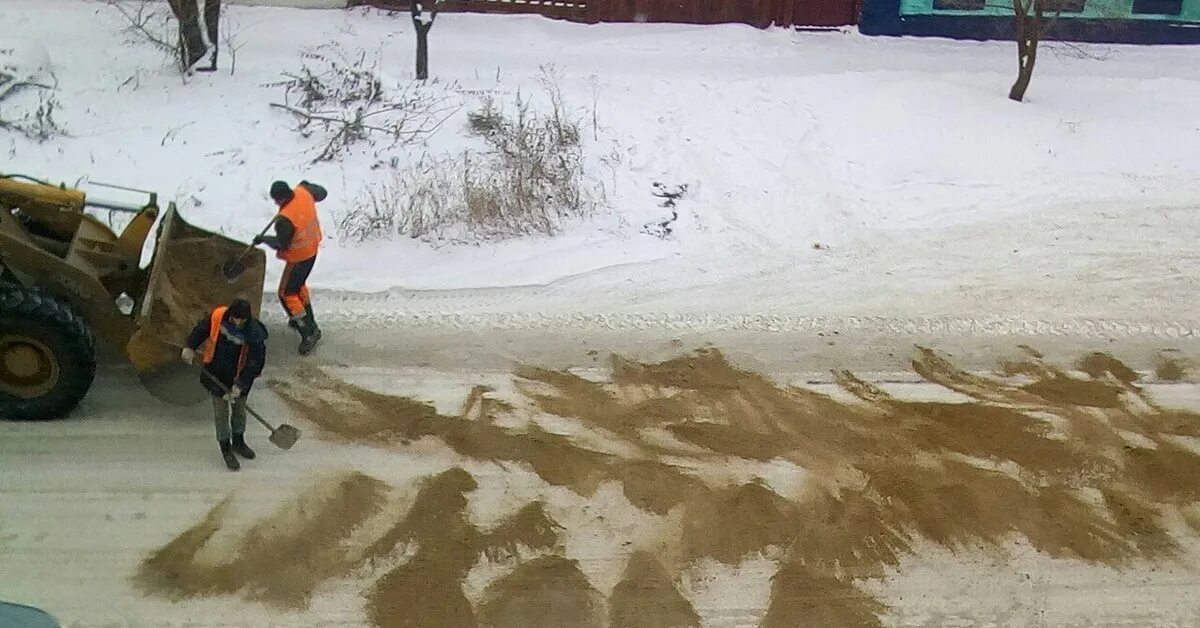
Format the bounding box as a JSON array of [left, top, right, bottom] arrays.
[[0, 78, 53, 103], [96, 0, 179, 55]]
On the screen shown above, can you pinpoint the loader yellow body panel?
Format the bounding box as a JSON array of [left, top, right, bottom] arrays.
[[0, 174, 265, 415]]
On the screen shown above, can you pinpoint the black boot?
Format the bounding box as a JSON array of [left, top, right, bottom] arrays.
[[287, 303, 315, 331], [297, 313, 322, 356], [231, 433, 256, 460], [219, 440, 240, 471]]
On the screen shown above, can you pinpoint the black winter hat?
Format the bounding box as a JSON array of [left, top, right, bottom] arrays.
[[269, 180, 292, 202], [228, 298, 252, 320]]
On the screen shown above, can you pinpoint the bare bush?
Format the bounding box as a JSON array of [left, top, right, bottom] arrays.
[[643, 182, 688, 239], [466, 97, 504, 136], [0, 45, 66, 141], [270, 43, 461, 162], [98, 0, 179, 58], [0, 93, 66, 142], [339, 75, 604, 244]]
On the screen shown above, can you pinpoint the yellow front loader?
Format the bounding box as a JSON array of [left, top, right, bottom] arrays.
[[0, 174, 266, 420]]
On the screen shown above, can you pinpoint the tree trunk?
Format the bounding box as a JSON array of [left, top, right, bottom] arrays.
[[411, 2, 437, 81], [415, 24, 430, 80], [1008, 50, 1035, 101], [202, 0, 222, 71], [1008, 0, 1039, 102], [167, 0, 209, 72]]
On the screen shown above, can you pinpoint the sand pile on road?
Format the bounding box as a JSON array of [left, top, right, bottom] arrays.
[[157, 347, 1200, 627], [136, 472, 389, 608]]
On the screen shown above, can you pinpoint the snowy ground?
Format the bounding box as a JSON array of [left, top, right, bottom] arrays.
[[5, 2, 1200, 626], [3, 0, 1200, 331]]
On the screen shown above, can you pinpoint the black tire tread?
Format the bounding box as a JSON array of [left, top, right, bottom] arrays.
[[0, 286, 97, 420]]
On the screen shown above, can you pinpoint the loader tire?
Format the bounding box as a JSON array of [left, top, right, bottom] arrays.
[[0, 287, 96, 420]]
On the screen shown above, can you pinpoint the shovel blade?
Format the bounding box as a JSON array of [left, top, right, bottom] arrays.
[[269, 424, 302, 450], [138, 362, 208, 406], [222, 258, 247, 281]]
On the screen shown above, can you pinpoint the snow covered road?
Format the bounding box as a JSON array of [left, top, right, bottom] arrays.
[[4, 343, 1200, 627]]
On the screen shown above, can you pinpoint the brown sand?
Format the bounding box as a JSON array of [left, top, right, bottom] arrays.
[[140, 236, 265, 344], [363, 467, 479, 565], [135, 497, 232, 599], [369, 558, 478, 628], [788, 487, 910, 580], [135, 471, 389, 609], [365, 468, 575, 628], [475, 556, 605, 628], [617, 461, 711, 516], [248, 347, 1200, 627], [482, 501, 564, 561], [366, 468, 481, 628], [1157, 409, 1200, 438], [1021, 376, 1124, 408], [680, 482, 800, 565], [665, 421, 793, 461], [1078, 352, 1141, 384], [460, 385, 514, 422], [1124, 441, 1200, 504], [833, 369, 892, 404], [760, 562, 886, 628], [235, 473, 390, 608], [608, 551, 701, 628], [1101, 488, 1178, 559], [891, 400, 1086, 475], [1156, 357, 1188, 381], [271, 370, 614, 495]]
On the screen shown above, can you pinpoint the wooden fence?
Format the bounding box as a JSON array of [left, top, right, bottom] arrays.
[[351, 0, 861, 27]]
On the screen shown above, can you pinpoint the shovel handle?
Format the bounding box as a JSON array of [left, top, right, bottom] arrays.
[[227, 215, 281, 265], [244, 405, 277, 433], [196, 365, 277, 433]]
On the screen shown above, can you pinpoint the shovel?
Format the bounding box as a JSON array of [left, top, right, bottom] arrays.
[[200, 370, 302, 450], [222, 216, 278, 281], [140, 359, 301, 450]]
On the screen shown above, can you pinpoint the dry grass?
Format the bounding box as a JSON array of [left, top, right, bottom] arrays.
[[339, 71, 603, 245]]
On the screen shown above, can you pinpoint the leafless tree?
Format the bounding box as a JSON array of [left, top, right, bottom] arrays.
[[996, 0, 1124, 102], [411, 0, 443, 80], [99, 0, 222, 73], [166, 0, 222, 72], [1005, 0, 1064, 102]]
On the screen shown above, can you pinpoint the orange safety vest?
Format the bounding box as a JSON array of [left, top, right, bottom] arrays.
[[277, 184, 322, 262], [201, 306, 248, 378]]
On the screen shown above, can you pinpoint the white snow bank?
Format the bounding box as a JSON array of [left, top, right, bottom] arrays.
[[1, 1, 1199, 321]]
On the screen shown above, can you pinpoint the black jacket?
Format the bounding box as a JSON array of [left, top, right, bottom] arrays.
[[185, 310, 268, 396], [262, 181, 327, 252]]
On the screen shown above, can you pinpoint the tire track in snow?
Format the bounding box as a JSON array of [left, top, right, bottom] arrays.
[[260, 289, 1200, 339]]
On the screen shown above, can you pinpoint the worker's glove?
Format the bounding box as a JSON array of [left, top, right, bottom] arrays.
[[224, 385, 243, 401], [252, 235, 264, 246], [180, 348, 196, 365]]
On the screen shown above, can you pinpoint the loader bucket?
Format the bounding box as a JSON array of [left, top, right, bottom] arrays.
[[126, 205, 266, 404]]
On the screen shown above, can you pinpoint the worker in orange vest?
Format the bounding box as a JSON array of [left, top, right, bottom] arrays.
[[254, 179, 327, 355], [181, 298, 269, 471]]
